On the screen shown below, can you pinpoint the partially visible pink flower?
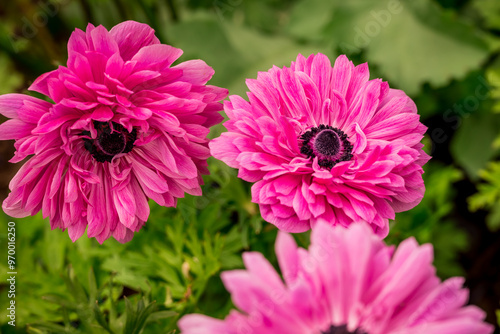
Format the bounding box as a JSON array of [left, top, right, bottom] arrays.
[[0, 21, 227, 243], [179, 223, 494, 334], [210, 53, 430, 237]]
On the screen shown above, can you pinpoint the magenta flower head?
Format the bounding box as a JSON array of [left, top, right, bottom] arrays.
[[179, 223, 494, 334], [210, 53, 430, 237], [0, 21, 227, 243]]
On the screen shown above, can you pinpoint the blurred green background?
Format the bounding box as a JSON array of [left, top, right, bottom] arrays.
[[1, 0, 500, 333]]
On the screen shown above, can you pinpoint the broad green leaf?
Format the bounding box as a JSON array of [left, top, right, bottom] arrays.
[[325, 0, 491, 95], [168, 14, 246, 90], [223, 22, 320, 97], [451, 111, 500, 178], [286, 0, 336, 42]]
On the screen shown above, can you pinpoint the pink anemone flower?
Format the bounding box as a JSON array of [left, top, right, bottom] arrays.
[[0, 21, 227, 243], [210, 53, 430, 237], [179, 223, 494, 334]]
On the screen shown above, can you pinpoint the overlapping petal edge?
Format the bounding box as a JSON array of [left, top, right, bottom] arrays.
[[210, 53, 430, 236], [179, 223, 494, 334], [0, 21, 228, 243]]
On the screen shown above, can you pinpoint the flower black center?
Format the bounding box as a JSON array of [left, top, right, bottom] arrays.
[[322, 325, 367, 334], [315, 129, 340, 156], [300, 124, 353, 169], [82, 121, 137, 163]]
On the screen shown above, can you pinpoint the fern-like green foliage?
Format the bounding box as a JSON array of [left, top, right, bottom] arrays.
[[469, 162, 500, 231], [26, 267, 176, 334], [466, 54, 500, 232], [0, 161, 266, 333], [487, 61, 500, 113]]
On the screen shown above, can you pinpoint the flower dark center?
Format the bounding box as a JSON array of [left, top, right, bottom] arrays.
[[300, 124, 353, 169], [322, 324, 367, 334], [315, 129, 340, 156], [82, 121, 137, 163]]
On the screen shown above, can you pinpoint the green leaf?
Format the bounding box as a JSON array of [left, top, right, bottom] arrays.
[[286, 0, 336, 42], [94, 302, 114, 334], [62, 267, 89, 305], [145, 310, 177, 323], [451, 112, 500, 178], [27, 322, 78, 334], [241, 0, 282, 33], [486, 60, 500, 112], [88, 268, 98, 304], [134, 301, 158, 334], [325, 0, 491, 95], [222, 22, 320, 97], [468, 162, 500, 231], [486, 205, 500, 231], [124, 297, 137, 334], [168, 14, 246, 90], [472, 0, 500, 30], [124, 297, 158, 334], [41, 294, 78, 310]]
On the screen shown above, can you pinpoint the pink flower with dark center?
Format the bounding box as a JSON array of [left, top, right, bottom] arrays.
[[179, 223, 494, 334], [0, 21, 227, 243], [210, 53, 430, 236]]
